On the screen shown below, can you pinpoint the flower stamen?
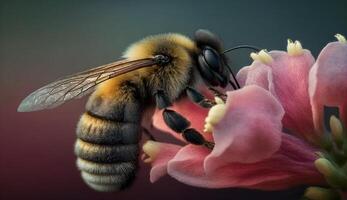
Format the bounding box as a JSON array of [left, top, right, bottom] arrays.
[[204, 97, 227, 133], [335, 33, 346, 44], [142, 140, 161, 163], [287, 39, 303, 56], [250, 49, 273, 64]]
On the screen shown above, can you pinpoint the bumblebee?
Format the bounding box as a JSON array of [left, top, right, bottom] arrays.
[[18, 29, 258, 192]]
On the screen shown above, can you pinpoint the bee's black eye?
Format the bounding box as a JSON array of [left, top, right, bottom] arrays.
[[202, 47, 222, 72], [197, 46, 228, 87], [154, 54, 171, 66]]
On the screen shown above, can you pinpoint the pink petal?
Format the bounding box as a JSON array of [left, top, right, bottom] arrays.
[[147, 142, 182, 183], [205, 85, 283, 172], [268, 50, 317, 141], [237, 61, 275, 94], [167, 135, 323, 190], [245, 134, 323, 190], [168, 145, 221, 187], [152, 88, 214, 142], [309, 41, 347, 131], [238, 50, 317, 141]]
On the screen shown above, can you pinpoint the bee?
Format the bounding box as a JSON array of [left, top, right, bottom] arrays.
[[18, 29, 259, 192]]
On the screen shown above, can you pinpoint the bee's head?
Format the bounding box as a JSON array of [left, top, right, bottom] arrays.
[[193, 29, 230, 87]]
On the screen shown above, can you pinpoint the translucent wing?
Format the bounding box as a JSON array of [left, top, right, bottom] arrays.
[[18, 58, 156, 112]]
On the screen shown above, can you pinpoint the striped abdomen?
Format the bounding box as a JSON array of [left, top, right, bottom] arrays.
[[75, 81, 143, 192]]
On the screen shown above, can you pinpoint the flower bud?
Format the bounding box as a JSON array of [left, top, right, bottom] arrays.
[[343, 140, 347, 156], [320, 134, 333, 151], [329, 115, 344, 147], [315, 158, 347, 189], [304, 187, 340, 200]]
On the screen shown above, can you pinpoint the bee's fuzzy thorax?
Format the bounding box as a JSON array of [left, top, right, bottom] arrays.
[[123, 33, 198, 59], [122, 33, 201, 101]]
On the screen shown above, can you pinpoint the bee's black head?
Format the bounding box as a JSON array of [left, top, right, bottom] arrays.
[[194, 29, 230, 88]]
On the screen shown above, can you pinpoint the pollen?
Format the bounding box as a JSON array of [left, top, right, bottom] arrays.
[[214, 97, 224, 104], [250, 49, 273, 64], [204, 97, 227, 133], [142, 140, 161, 163], [335, 33, 346, 44], [287, 39, 303, 56], [204, 123, 213, 133]]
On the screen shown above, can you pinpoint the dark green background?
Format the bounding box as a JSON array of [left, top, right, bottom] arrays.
[[1, 0, 346, 199]]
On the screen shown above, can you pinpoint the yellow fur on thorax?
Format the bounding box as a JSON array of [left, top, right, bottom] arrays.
[[92, 33, 198, 102], [123, 33, 198, 59], [125, 33, 198, 100]]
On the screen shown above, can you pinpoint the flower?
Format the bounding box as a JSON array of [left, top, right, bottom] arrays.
[[143, 34, 347, 191]]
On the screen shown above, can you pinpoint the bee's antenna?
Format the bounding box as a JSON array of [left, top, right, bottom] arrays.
[[224, 61, 241, 89], [222, 45, 261, 89], [222, 45, 261, 54]]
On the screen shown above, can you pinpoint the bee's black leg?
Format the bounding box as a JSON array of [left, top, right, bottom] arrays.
[[142, 127, 156, 141], [208, 87, 227, 102], [153, 89, 214, 149], [162, 109, 215, 149], [185, 87, 216, 108], [153, 89, 172, 109]]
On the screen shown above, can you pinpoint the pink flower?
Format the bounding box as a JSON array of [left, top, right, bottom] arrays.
[[143, 36, 347, 190]]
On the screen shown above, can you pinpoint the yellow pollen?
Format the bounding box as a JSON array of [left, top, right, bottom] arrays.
[[335, 33, 346, 44], [214, 97, 225, 104], [250, 49, 273, 64], [287, 39, 304, 56], [204, 99, 227, 133], [142, 140, 161, 163]]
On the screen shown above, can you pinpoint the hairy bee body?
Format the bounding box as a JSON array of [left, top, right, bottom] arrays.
[[75, 73, 145, 191], [18, 30, 231, 192]]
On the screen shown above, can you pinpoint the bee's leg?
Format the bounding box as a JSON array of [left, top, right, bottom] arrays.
[[162, 109, 214, 149], [185, 87, 216, 108], [153, 89, 215, 150], [142, 127, 156, 141], [153, 89, 172, 109], [208, 87, 227, 102]]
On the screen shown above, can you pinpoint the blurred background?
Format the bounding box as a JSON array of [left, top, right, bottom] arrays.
[[1, 0, 346, 199]]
